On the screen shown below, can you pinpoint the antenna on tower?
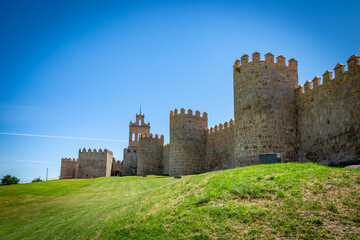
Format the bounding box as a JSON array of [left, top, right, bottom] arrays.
[[140, 104, 142, 115]]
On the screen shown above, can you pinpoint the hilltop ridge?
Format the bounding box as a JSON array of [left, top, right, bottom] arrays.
[[1, 163, 359, 239]]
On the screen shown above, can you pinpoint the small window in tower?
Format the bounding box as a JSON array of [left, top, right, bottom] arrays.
[[132, 133, 135, 141]]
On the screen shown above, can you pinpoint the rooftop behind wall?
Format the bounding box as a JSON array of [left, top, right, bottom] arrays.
[[296, 55, 360, 165]]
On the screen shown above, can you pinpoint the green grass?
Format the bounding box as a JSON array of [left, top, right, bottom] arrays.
[[1, 163, 359, 239]]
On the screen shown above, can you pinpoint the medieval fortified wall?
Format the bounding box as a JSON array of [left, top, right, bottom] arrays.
[[296, 55, 360, 165], [60, 53, 360, 179]]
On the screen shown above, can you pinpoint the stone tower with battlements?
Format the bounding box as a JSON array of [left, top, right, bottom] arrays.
[[128, 113, 150, 148], [137, 133, 164, 176], [169, 108, 208, 176], [77, 148, 113, 178], [60, 158, 78, 179], [122, 112, 151, 176], [233, 52, 299, 166]]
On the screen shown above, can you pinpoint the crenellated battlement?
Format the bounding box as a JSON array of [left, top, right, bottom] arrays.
[[169, 106, 208, 176], [296, 54, 360, 165], [139, 133, 164, 143], [205, 119, 235, 171], [138, 132, 164, 176], [61, 158, 78, 162], [60, 157, 78, 179], [78, 148, 112, 154], [296, 55, 360, 97], [233, 52, 298, 73], [207, 119, 235, 134], [170, 108, 208, 119], [124, 147, 137, 154], [113, 160, 121, 164]]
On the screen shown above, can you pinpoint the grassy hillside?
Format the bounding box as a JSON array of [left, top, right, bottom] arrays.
[[0, 163, 359, 239]]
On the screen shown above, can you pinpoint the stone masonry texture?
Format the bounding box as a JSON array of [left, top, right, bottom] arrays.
[[296, 55, 360, 166], [169, 109, 208, 176], [60, 158, 78, 179], [122, 148, 138, 176], [206, 119, 235, 171], [137, 134, 164, 176], [233, 52, 299, 166], [76, 148, 113, 178], [129, 114, 150, 148], [162, 144, 170, 175], [111, 160, 122, 176]]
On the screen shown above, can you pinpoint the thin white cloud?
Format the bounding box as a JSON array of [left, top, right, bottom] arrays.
[[12, 159, 51, 163], [0, 132, 127, 142]]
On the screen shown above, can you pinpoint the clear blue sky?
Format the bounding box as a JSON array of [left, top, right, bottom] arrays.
[[0, 0, 359, 182]]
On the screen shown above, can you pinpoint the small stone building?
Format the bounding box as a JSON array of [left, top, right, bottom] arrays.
[[60, 148, 115, 179], [60, 158, 78, 179], [76, 148, 113, 178]]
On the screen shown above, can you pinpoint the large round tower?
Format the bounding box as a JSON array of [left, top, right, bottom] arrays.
[[169, 108, 208, 176], [233, 52, 298, 166]]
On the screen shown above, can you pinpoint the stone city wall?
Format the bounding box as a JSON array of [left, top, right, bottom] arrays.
[[162, 144, 170, 175], [296, 55, 360, 166], [169, 108, 208, 176], [77, 148, 113, 178], [122, 148, 138, 176], [60, 158, 78, 179], [233, 52, 299, 167], [205, 119, 235, 171], [137, 133, 164, 176]]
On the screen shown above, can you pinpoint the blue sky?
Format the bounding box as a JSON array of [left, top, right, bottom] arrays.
[[0, 0, 359, 182]]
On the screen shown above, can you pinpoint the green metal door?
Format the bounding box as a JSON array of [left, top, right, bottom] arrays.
[[259, 154, 281, 164]]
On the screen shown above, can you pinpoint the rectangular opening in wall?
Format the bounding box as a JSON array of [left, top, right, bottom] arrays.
[[259, 154, 281, 164]]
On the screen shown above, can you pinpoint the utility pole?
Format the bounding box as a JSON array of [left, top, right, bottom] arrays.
[[46, 168, 48, 181]]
